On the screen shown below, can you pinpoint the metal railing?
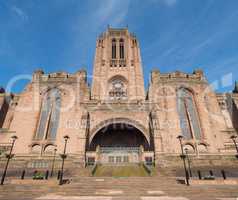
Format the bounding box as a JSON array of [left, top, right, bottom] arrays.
[[100, 147, 140, 153]]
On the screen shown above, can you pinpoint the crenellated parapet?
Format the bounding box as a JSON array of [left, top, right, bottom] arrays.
[[150, 69, 207, 84], [98, 27, 136, 39], [149, 69, 209, 104], [31, 69, 90, 100], [33, 69, 88, 84]]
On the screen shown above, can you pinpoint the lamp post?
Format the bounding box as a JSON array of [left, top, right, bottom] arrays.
[[177, 135, 189, 186], [230, 135, 238, 159], [1, 135, 18, 185], [59, 135, 69, 185], [50, 148, 57, 177], [184, 147, 192, 177]]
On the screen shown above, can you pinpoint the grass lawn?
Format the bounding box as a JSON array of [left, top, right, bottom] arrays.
[[93, 165, 150, 177]]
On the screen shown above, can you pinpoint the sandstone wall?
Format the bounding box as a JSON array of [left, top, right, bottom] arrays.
[[148, 70, 230, 163]]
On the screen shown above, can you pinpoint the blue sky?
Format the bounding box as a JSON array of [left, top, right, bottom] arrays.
[[0, 0, 238, 93]]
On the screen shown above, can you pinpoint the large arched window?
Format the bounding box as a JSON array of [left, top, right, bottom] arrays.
[[112, 38, 117, 59], [35, 88, 61, 140], [119, 38, 125, 59], [177, 88, 201, 140]]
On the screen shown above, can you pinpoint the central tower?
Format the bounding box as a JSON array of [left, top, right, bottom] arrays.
[[91, 28, 145, 101]]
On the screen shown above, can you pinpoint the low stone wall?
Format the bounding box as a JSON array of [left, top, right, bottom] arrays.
[[190, 179, 238, 185], [0, 154, 237, 178], [0, 155, 90, 178], [157, 154, 238, 168], [156, 154, 238, 178]]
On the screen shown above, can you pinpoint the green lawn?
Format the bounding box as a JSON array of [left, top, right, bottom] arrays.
[[93, 165, 150, 177]]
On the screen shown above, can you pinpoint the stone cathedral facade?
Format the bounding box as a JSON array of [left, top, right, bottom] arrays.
[[0, 28, 238, 170]]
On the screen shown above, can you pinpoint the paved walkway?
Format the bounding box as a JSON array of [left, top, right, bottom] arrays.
[[0, 177, 237, 200]]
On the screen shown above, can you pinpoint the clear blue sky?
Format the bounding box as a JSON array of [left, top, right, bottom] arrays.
[[0, 0, 238, 93]]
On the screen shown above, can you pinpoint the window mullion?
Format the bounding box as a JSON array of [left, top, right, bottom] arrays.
[[184, 98, 194, 139]]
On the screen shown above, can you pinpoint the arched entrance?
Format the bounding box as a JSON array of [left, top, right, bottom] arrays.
[[86, 121, 154, 165]]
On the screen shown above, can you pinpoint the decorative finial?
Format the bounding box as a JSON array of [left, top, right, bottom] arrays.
[[233, 81, 238, 93], [0, 87, 5, 94]]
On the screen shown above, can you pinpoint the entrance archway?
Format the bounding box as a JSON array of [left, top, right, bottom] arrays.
[[87, 121, 153, 165], [89, 123, 150, 151], [89, 118, 150, 145]]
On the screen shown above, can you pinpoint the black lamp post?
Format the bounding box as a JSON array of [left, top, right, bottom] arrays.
[[50, 148, 57, 177], [230, 135, 238, 159], [59, 135, 69, 185], [177, 135, 189, 186], [1, 135, 18, 185], [184, 147, 192, 177]]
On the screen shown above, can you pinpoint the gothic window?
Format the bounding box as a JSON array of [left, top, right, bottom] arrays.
[[177, 88, 202, 140], [108, 78, 127, 100], [119, 38, 125, 59], [112, 38, 117, 59], [35, 88, 61, 140]]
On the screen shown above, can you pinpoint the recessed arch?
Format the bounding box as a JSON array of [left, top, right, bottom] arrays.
[[44, 144, 56, 153], [176, 85, 196, 95], [183, 143, 195, 154], [198, 143, 208, 153], [89, 118, 150, 146], [108, 75, 128, 84], [31, 144, 41, 154], [40, 86, 65, 97]]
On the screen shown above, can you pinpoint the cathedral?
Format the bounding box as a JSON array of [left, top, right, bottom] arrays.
[[0, 28, 238, 171]]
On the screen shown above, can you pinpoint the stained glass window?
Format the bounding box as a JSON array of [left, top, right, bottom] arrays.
[[177, 88, 201, 140], [35, 88, 61, 140]]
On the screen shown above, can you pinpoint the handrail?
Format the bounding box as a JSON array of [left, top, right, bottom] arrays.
[[91, 163, 98, 176], [100, 147, 140, 153], [142, 162, 152, 176]]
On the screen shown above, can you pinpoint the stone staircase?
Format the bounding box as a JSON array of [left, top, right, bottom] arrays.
[[0, 174, 238, 199], [0, 163, 238, 200], [64, 176, 238, 199], [68, 165, 93, 177], [66, 176, 179, 196]]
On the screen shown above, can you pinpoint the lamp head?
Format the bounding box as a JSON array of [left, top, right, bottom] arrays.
[[64, 135, 70, 140], [230, 135, 237, 140], [177, 135, 183, 140], [11, 135, 18, 140]]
